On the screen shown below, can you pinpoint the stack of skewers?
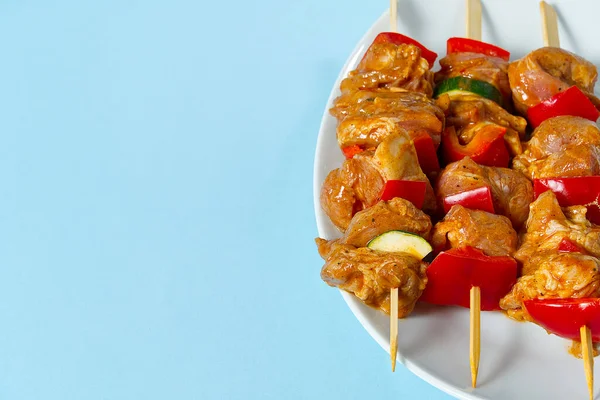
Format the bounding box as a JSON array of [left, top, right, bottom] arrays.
[[315, 0, 600, 398]]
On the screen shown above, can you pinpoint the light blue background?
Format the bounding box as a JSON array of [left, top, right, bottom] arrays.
[[0, 0, 451, 398]]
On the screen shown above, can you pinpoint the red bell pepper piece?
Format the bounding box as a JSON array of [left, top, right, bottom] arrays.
[[558, 238, 586, 254], [420, 246, 517, 311], [412, 132, 440, 175], [442, 186, 495, 214], [534, 177, 600, 225], [527, 86, 600, 129], [342, 145, 364, 159], [379, 180, 426, 209], [446, 37, 510, 61], [524, 298, 600, 342], [363, 32, 438, 68], [441, 125, 510, 168]]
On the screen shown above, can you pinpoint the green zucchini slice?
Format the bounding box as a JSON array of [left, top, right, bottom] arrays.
[[367, 230, 433, 260], [434, 76, 503, 106]]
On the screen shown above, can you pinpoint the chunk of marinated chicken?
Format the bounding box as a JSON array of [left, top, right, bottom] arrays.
[[320, 134, 436, 230], [330, 89, 444, 149], [317, 240, 427, 316], [514, 191, 600, 275], [508, 47, 600, 115], [512, 116, 600, 179], [435, 52, 512, 105], [339, 197, 432, 248], [436, 157, 533, 228], [437, 92, 527, 155], [431, 205, 518, 257], [500, 252, 600, 321], [320, 155, 383, 230], [340, 43, 434, 96]]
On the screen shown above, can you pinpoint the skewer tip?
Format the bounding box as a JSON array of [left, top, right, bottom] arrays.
[[540, 0, 560, 47], [581, 325, 594, 400], [470, 286, 481, 388], [390, 287, 399, 372]]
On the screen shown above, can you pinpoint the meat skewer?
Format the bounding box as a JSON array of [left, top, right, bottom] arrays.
[[426, 0, 527, 387], [500, 3, 598, 398], [465, 0, 482, 386], [540, 5, 593, 399], [540, 1, 594, 400], [389, 0, 399, 373], [319, 0, 441, 373], [384, 0, 445, 374]]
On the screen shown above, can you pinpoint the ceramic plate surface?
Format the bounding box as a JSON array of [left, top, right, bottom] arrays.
[[313, 1, 600, 399]]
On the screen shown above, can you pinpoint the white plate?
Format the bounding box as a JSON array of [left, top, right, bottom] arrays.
[[313, 1, 600, 399]]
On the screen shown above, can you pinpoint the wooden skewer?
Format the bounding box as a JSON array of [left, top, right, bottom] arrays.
[[388, 0, 399, 373], [390, 287, 399, 372], [539, 4, 593, 398], [470, 286, 481, 388], [466, 0, 482, 41], [390, 0, 398, 35], [465, 0, 482, 387], [581, 326, 594, 400], [540, 1, 560, 47]]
